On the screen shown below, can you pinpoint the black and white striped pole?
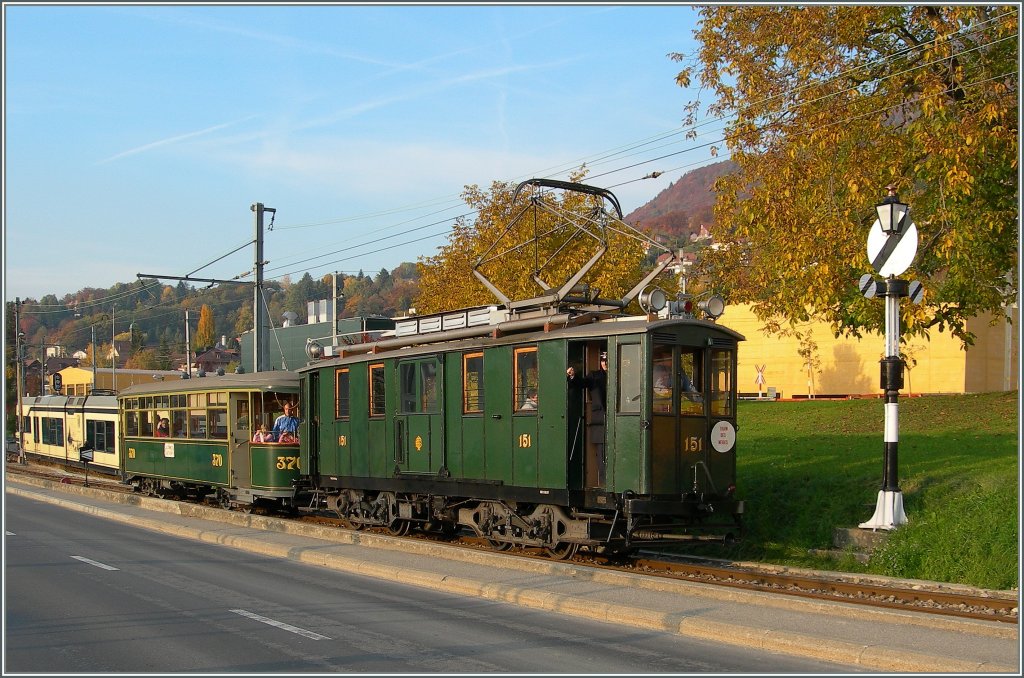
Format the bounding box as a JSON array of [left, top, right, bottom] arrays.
[[858, 186, 922, 530]]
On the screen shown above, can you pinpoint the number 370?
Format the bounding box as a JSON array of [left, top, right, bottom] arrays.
[[276, 456, 300, 470]]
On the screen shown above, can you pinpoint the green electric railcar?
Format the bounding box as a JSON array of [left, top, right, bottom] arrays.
[[118, 372, 302, 509], [297, 308, 745, 557]]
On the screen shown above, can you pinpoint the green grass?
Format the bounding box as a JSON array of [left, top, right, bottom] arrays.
[[686, 391, 1019, 591]]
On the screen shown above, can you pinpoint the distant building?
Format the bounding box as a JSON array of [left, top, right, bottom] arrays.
[[193, 346, 240, 376], [55, 367, 183, 396], [720, 303, 1019, 398]]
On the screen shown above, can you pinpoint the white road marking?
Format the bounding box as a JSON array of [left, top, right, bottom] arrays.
[[230, 609, 331, 640], [6, 531, 15, 536], [71, 555, 119, 571]]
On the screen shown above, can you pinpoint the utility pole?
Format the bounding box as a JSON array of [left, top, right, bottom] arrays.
[[91, 325, 97, 392], [252, 202, 274, 373], [184, 309, 192, 378], [111, 302, 117, 392], [15, 298, 26, 463], [138, 202, 275, 374]]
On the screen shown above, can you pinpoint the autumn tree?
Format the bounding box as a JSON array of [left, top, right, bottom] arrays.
[[672, 6, 1017, 344], [194, 304, 216, 350], [416, 175, 655, 314]]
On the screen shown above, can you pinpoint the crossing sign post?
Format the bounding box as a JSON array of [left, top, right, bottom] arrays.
[[754, 364, 766, 398], [859, 186, 919, 531]]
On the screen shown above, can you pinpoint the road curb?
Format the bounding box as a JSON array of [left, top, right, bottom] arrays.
[[6, 481, 1017, 673]]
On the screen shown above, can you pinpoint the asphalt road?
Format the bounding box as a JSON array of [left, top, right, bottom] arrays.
[[3, 492, 863, 673]]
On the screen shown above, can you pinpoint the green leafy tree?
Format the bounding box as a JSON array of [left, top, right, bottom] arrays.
[[672, 5, 1017, 345]]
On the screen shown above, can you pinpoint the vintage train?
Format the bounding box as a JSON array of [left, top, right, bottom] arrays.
[[296, 302, 745, 557], [14, 180, 745, 557], [18, 303, 744, 557]]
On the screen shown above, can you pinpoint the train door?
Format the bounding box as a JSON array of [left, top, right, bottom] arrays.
[[395, 356, 444, 475], [651, 343, 707, 495], [304, 372, 321, 480], [229, 392, 251, 490], [567, 341, 608, 488]]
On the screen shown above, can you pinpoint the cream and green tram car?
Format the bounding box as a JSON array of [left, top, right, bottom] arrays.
[[19, 393, 120, 473], [118, 372, 302, 509]]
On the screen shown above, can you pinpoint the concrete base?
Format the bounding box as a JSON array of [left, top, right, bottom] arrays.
[[858, 490, 908, 530], [810, 527, 892, 564]]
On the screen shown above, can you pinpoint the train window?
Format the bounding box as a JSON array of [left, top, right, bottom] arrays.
[[400, 363, 417, 413], [653, 346, 674, 414], [171, 394, 186, 408], [236, 400, 250, 432], [209, 408, 228, 439], [335, 368, 351, 419], [171, 410, 186, 437], [140, 411, 155, 437], [514, 347, 539, 412], [189, 410, 207, 438], [125, 411, 139, 437], [679, 350, 704, 416], [33, 417, 40, 444], [618, 344, 642, 414], [463, 353, 484, 414], [420, 361, 439, 412], [86, 420, 115, 453], [42, 417, 64, 446], [155, 395, 170, 408], [709, 349, 734, 417], [209, 392, 227, 405], [189, 393, 205, 407], [369, 364, 386, 416]]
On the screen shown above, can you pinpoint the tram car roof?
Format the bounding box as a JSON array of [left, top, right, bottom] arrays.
[[116, 371, 300, 399], [298, 311, 745, 372]]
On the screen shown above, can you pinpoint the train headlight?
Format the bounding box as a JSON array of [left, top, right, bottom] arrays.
[[305, 338, 324, 360], [639, 286, 668, 314], [698, 295, 726, 320]]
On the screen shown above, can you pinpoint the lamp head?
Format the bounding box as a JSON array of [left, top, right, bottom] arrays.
[[876, 185, 909, 235]]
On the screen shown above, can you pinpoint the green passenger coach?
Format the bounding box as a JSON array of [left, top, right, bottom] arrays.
[[297, 305, 745, 557], [118, 372, 302, 510]]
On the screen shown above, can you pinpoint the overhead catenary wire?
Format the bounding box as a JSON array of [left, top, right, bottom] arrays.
[[17, 10, 1017, 316]]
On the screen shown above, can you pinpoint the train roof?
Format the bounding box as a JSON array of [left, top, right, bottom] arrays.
[[117, 371, 299, 399], [298, 312, 745, 372]]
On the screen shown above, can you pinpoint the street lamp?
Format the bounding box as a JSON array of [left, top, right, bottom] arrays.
[[875, 185, 909, 235]]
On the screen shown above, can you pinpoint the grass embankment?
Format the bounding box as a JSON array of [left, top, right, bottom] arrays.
[[693, 391, 1019, 591]]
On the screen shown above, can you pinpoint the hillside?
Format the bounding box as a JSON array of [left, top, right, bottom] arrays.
[[625, 159, 736, 241]]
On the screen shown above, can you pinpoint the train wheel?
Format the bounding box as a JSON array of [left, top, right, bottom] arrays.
[[545, 542, 579, 560], [387, 520, 411, 536]]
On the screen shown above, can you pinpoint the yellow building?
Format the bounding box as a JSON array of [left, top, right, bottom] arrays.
[[718, 304, 1019, 398], [56, 367, 184, 395]]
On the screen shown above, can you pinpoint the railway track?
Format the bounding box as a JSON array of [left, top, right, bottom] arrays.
[[8, 460, 1018, 625]]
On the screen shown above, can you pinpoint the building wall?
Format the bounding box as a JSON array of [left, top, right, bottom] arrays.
[[718, 303, 1018, 398], [57, 367, 184, 395]]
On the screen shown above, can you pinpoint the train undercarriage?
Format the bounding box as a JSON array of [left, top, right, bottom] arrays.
[[313, 485, 743, 559]]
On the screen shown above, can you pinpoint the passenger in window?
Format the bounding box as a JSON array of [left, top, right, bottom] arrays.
[[521, 388, 538, 411], [155, 418, 170, 437], [253, 424, 275, 443], [273, 402, 300, 442]]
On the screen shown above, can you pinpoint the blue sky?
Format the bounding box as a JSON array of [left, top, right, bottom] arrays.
[[4, 3, 721, 303]]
